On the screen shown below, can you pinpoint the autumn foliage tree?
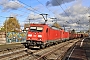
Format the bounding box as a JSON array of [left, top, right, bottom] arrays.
[[52, 22, 62, 29], [71, 29, 76, 33], [3, 17, 20, 32]]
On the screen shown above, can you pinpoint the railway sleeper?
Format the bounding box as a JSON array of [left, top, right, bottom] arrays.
[[0, 48, 27, 59], [10, 53, 29, 60]]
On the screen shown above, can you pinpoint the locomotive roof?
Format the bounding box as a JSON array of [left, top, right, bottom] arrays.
[[30, 23, 63, 30], [30, 23, 46, 25]]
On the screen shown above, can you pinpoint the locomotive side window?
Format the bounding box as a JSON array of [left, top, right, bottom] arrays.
[[30, 26, 43, 32], [37, 27, 43, 32], [30, 27, 36, 32], [26, 28, 29, 30], [46, 28, 48, 33]]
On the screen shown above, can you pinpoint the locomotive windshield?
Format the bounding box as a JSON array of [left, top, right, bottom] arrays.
[[30, 26, 43, 32]]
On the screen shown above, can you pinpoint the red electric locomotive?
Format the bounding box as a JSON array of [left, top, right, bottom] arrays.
[[26, 23, 69, 48]]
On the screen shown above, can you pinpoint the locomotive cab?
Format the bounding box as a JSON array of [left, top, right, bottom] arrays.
[[26, 24, 48, 48]]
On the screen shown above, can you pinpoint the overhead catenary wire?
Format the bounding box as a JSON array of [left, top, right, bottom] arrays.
[[24, 0, 52, 23], [36, 0, 55, 16], [36, 0, 74, 30], [17, 0, 50, 23], [0, 4, 29, 18], [18, 0, 42, 14], [61, 0, 76, 24], [78, 7, 90, 30], [55, 0, 70, 17], [16, 0, 52, 24], [0, 0, 44, 16], [55, 0, 89, 31], [55, 0, 74, 23], [62, 0, 90, 31], [0, 0, 89, 30], [0, 0, 49, 27], [62, 0, 90, 23], [36, 0, 70, 25]]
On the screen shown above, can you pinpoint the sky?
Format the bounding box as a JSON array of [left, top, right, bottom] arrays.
[[0, 0, 90, 32]]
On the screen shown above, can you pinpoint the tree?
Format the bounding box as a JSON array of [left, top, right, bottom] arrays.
[[0, 26, 5, 32], [71, 29, 76, 33], [52, 22, 62, 29], [86, 30, 90, 33], [3, 17, 20, 32]]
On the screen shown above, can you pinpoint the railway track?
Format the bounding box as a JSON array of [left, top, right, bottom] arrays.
[[0, 39, 80, 60], [32, 39, 79, 60], [63, 37, 90, 60], [15, 39, 79, 60], [0, 43, 43, 60], [0, 43, 26, 60]]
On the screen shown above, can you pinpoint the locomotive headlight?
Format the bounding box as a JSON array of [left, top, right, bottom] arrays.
[[28, 34, 32, 37], [39, 39, 42, 40], [38, 35, 42, 37], [28, 38, 30, 39]]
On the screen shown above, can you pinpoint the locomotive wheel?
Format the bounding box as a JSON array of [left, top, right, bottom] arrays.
[[40, 44, 45, 49], [55, 42, 58, 45], [25, 44, 28, 48], [46, 44, 50, 47]]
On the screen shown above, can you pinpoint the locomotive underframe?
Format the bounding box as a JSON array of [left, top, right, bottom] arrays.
[[25, 38, 69, 49], [26, 40, 43, 46]]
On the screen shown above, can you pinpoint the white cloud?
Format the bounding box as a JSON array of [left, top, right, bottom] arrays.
[[23, 0, 89, 31], [0, 0, 24, 11], [52, 0, 90, 31], [27, 6, 40, 12], [27, 12, 42, 20]]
